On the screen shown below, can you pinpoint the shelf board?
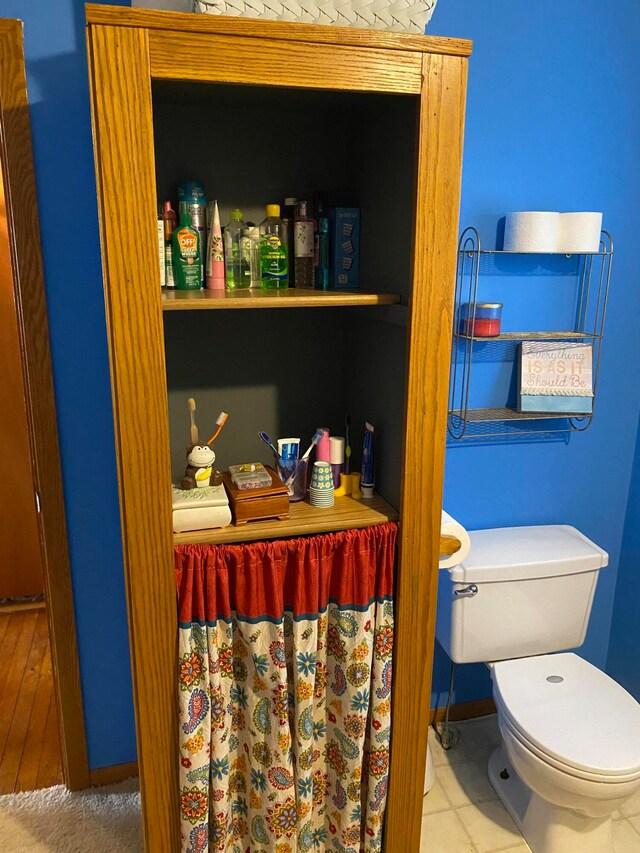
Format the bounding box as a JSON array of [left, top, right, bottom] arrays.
[[174, 493, 460, 554], [457, 330, 599, 342], [173, 492, 399, 545], [162, 288, 401, 311], [451, 407, 590, 423]]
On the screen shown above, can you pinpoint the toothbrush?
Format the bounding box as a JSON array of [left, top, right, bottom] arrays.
[[301, 428, 325, 461], [345, 414, 351, 475], [187, 397, 199, 444], [258, 431, 280, 458], [285, 428, 324, 487], [207, 411, 228, 445]]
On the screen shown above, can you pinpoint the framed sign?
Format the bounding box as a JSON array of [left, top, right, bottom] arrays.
[[519, 341, 594, 414]]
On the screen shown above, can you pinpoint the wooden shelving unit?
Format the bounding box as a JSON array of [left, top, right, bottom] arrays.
[[86, 7, 470, 851], [162, 287, 401, 311]]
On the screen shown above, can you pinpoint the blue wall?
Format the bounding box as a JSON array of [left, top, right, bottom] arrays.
[[9, 0, 640, 767], [607, 415, 640, 696], [429, 1, 640, 707], [6, 0, 136, 769]]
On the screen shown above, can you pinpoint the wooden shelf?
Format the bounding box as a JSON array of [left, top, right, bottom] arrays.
[[173, 492, 399, 545], [173, 493, 461, 556], [162, 288, 401, 311]]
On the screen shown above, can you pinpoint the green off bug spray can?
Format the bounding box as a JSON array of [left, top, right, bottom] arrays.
[[172, 201, 202, 290]]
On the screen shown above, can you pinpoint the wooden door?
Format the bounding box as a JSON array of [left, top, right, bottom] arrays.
[[0, 18, 89, 789], [0, 155, 42, 598], [86, 8, 469, 851]]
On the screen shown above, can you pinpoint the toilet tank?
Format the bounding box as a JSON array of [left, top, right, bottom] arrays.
[[435, 525, 608, 664]]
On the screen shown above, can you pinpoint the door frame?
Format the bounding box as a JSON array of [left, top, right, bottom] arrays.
[[0, 19, 90, 791]]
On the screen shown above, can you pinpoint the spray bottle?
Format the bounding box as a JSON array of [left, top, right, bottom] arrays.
[[172, 201, 202, 290]]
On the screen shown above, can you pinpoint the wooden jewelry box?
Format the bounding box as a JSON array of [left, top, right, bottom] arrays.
[[222, 467, 290, 525]]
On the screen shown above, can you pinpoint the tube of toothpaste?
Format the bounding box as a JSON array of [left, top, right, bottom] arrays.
[[361, 422, 375, 499]]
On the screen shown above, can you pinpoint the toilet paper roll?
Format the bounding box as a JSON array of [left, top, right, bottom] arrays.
[[439, 510, 471, 569], [557, 212, 602, 253], [503, 211, 560, 252]]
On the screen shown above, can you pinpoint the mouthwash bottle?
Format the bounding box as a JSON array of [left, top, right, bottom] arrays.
[[172, 201, 202, 290], [224, 208, 251, 289], [259, 204, 289, 289]]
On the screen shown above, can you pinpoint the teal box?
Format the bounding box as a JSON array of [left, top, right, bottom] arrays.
[[330, 207, 359, 289]]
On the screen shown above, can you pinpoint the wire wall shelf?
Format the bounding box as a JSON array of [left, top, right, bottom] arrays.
[[448, 227, 613, 440]]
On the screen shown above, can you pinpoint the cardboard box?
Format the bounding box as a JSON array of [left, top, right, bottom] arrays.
[[330, 207, 359, 289]]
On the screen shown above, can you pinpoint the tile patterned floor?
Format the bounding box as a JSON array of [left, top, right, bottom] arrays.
[[421, 715, 640, 853]]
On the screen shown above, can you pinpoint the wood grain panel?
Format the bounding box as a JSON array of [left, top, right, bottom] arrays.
[[87, 23, 179, 852], [174, 493, 399, 546], [89, 760, 139, 787], [87, 5, 472, 57], [0, 611, 63, 795], [36, 688, 62, 790], [0, 19, 88, 790], [385, 52, 468, 852], [0, 611, 49, 793], [0, 144, 42, 597], [16, 631, 57, 792], [149, 30, 422, 94], [162, 288, 401, 310]]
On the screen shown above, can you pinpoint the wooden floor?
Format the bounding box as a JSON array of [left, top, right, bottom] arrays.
[[0, 607, 63, 794]]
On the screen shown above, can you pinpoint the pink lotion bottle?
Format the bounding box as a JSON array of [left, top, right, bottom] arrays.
[[206, 200, 225, 290]]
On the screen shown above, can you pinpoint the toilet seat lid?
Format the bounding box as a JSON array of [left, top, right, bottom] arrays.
[[492, 653, 640, 778]]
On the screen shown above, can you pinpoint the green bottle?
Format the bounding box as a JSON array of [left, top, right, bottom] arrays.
[[172, 201, 202, 290], [224, 208, 251, 290], [259, 204, 288, 289]]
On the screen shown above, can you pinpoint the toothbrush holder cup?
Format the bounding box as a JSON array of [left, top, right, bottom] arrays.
[[275, 455, 308, 502]]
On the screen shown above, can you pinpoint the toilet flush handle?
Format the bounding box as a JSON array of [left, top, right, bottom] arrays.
[[453, 584, 478, 598]]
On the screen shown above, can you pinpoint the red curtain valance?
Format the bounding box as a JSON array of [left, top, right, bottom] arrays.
[[175, 522, 397, 625]]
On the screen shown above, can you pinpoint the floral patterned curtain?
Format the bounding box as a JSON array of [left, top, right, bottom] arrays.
[[175, 522, 397, 853]]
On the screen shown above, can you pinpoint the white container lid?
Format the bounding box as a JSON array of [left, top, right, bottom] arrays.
[[493, 653, 640, 779], [447, 525, 608, 583]]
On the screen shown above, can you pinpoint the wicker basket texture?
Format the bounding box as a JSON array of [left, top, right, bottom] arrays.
[[194, 0, 437, 33]]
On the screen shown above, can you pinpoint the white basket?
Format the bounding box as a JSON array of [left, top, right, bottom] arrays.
[[194, 0, 437, 33]]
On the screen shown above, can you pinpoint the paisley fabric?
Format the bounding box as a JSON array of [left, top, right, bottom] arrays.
[[175, 522, 397, 853]]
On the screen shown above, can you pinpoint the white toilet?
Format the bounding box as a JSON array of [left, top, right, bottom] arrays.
[[436, 524, 640, 853]]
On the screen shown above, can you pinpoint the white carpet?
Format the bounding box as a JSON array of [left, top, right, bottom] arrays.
[[0, 779, 142, 852]]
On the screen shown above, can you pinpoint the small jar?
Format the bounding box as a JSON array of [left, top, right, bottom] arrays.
[[463, 303, 503, 337]]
